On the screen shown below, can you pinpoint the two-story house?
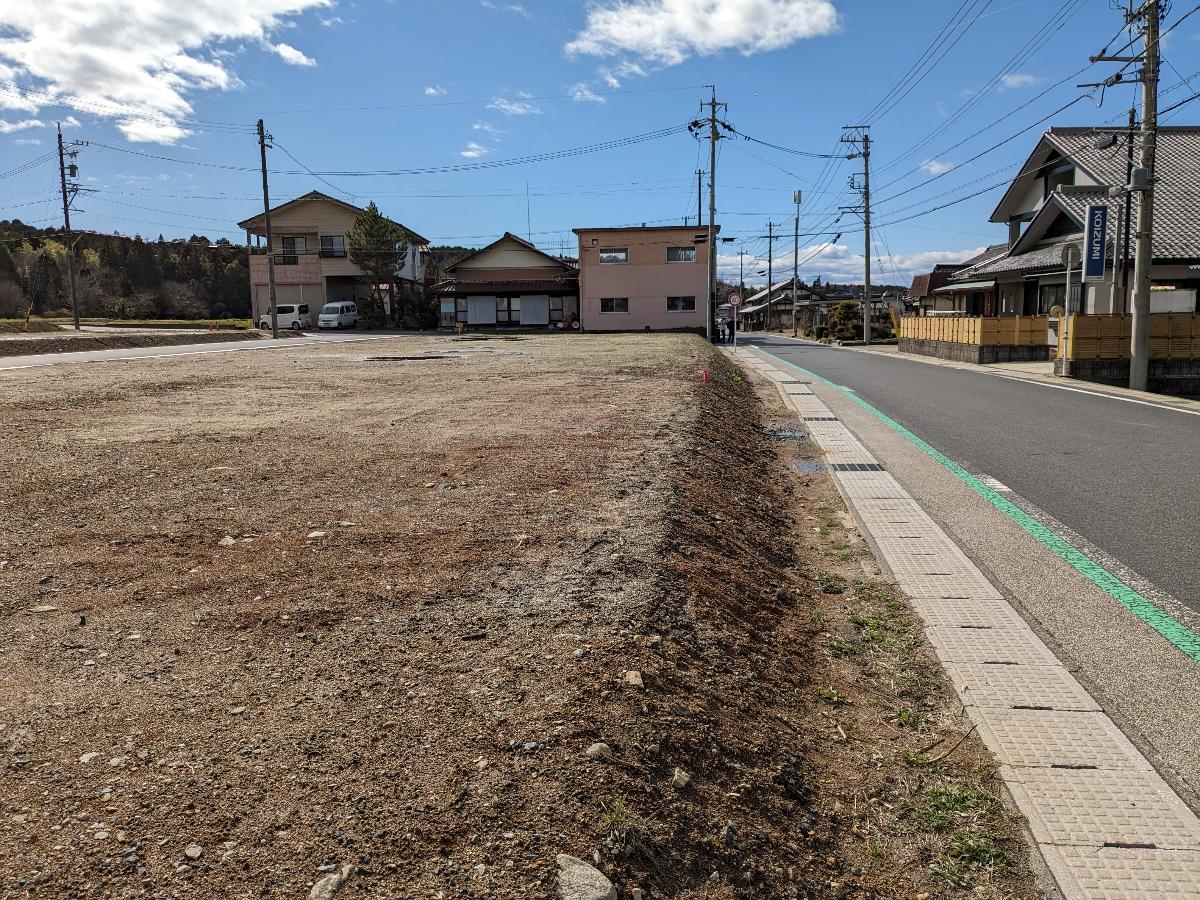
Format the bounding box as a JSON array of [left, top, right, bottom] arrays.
[[940, 126, 1200, 316], [238, 191, 429, 321], [572, 225, 717, 332]]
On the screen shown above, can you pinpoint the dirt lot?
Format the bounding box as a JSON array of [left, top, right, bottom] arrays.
[[0, 329, 261, 358], [0, 334, 1040, 898]]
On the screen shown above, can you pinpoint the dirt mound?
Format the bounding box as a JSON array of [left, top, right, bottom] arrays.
[[0, 330, 260, 358]]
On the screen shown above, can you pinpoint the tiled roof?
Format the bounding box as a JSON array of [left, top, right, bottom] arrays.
[[967, 239, 1080, 276], [1045, 127, 1200, 259]]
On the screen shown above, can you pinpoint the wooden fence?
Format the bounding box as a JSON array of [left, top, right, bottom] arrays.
[[1061, 313, 1200, 360], [898, 316, 1049, 346]]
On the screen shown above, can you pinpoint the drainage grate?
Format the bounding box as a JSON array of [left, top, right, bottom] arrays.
[[779, 379, 811, 385], [804, 416, 838, 422], [830, 462, 884, 472]]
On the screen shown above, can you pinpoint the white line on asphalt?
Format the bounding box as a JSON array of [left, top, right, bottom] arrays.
[[979, 475, 1012, 493]]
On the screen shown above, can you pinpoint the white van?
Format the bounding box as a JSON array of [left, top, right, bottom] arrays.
[[318, 302, 361, 330], [258, 304, 311, 330]]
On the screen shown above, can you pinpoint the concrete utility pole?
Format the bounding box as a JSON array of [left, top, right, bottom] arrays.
[[1129, 0, 1159, 391], [696, 169, 704, 227], [739, 247, 747, 309], [1120, 106, 1137, 312], [56, 122, 80, 331], [841, 126, 872, 344], [766, 221, 775, 332], [792, 190, 802, 337], [699, 88, 726, 344], [257, 119, 279, 340]]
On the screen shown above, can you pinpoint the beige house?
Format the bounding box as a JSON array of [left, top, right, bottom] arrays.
[[438, 232, 579, 328], [573, 225, 716, 332], [238, 191, 429, 320]]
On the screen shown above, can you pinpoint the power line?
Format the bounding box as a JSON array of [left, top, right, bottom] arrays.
[[87, 125, 690, 178]]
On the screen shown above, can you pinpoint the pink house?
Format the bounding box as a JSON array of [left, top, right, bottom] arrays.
[[573, 225, 718, 333]]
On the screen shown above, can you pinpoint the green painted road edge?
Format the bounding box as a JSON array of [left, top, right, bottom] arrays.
[[755, 347, 1200, 665]]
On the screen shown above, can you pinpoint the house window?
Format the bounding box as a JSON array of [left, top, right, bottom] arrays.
[[319, 235, 346, 258], [666, 246, 696, 263], [549, 297, 564, 322], [276, 236, 304, 265], [455, 298, 468, 323], [600, 297, 629, 313], [598, 248, 628, 265], [496, 296, 521, 323], [666, 296, 696, 312], [1038, 283, 1066, 315]]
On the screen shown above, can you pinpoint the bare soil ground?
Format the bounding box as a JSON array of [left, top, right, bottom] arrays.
[[0, 330, 261, 358], [0, 334, 1041, 899]]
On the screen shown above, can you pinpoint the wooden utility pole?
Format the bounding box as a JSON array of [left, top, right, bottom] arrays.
[[1129, 0, 1159, 391], [257, 119, 279, 339], [56, 122, 80, 331], [792, 190, 802, 337]]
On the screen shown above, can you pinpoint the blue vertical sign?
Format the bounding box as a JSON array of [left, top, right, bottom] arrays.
[[1083, 204, 1108, 282]]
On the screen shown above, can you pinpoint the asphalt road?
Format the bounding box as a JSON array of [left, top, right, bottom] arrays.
[[744, 335, 1200, 614]]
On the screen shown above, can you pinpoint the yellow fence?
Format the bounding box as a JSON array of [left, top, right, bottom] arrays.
[[898, 316, 1049, 346], [1061, 314, 1200, 360]]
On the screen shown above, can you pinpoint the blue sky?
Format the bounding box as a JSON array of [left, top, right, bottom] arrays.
[[1, 0, 1195, 285]]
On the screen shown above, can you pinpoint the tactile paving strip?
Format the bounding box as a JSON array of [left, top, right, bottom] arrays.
[[1003, 767, 1200, 850], [973, 707, 1154, 771], [927, 626, 1063, 665], [729, 346, 1200, 896], [1039, 847, 1200, 899], [944, 662, 1102, 712], [909, 596, 1029, 629]]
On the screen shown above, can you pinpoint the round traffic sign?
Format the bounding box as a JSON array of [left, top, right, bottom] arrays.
[[728, 294, 742, 307]]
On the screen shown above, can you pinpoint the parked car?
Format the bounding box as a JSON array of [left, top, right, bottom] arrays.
[[257, 304, 311, 330], [318, 302, 361, 329]]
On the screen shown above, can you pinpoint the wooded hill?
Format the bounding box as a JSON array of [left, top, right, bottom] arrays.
[[0, 220, 250, 320]]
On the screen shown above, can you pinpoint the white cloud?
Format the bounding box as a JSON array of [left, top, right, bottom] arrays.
[[569, 83, 606, 104], [999, 73, 1039, 90], [597, 61, 648, 88], [481, 0, 530, 13], [459, 141, 493, 158], [0, 1, 329, 143], [0, 118, 46, 134], [567, 0, 838, 65], [272, 42, 317, 67], [919, 158, 953, 175], [13, 137, 42, 145], [488, 97, 542, 116], [473, 120, 502, 135], [718, 244, 986, 285], [424, 84, 447, 97]]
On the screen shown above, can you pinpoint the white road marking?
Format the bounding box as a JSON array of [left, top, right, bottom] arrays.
[[979, 475, 1012, 493]]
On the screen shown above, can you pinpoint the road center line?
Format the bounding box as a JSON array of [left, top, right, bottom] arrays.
[[754, 346, 1200, 666]]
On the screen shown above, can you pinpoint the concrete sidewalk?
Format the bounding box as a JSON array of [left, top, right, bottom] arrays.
[[730, 345, 1200, 899]]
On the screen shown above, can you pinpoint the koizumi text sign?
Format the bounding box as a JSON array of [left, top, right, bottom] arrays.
[[1083, 204, 1108, 282]]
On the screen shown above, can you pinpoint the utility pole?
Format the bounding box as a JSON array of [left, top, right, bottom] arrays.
[[56, 122, 80, 331], [766, 221, 775, 332], [1129, 0, 1159, 391], [696, 169, 704, 227], [1120, 106, 1137, 312], [257, 119, 279, 340], [792, 190, 802, 337], [738, 248, 746, 304], [696, 88, 726, 344], [840, 126, 872, 344]]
